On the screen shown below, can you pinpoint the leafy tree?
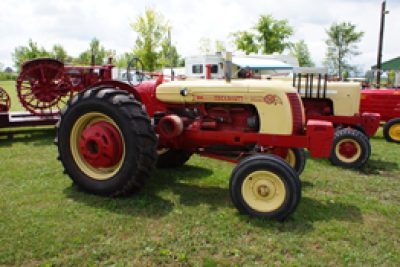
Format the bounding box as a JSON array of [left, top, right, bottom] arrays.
[[51, 45, 71, 62], [215, 40, 226, 53], [255, 15, 293, 54], [198, 37, 212, 54], [324, 22, 364, 80], [231, 15, 293, 55], [131, 8, 168, 71], [159, 39, 183, 67], [4, 67, 14, 73], [231, 31, 258, 55], [198, 38, 226, 55], [77, 38, 115, 65], [290, 40, 315, 67], [0, 62, 4, 72], [12, 39, 51, 71], [114, 52, 134, 68], [388, 70, 396, 86]]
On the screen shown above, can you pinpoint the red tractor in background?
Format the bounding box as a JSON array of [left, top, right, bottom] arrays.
[[54, 56, 335, 220], [360, 88, 400, 143], [15, 57, 114, 116]]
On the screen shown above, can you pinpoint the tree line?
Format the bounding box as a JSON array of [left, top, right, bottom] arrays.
[[9, 8, 364, 79]]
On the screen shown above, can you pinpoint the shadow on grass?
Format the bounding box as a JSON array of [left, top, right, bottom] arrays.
[[63, 165, 227, 218], [0, 128, 55, 147], [301, 181, 314, 188], [311, 156, 399, 176], [241, 196, 363, 234], [361, 159, 399, 175], [63, 184, 175, 218]]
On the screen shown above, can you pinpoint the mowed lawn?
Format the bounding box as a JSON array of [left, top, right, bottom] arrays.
[[0, 81, 399, 266]]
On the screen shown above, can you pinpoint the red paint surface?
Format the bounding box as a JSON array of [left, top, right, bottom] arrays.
[[360, 88, 400, 122], [79, 121, 123, 168]]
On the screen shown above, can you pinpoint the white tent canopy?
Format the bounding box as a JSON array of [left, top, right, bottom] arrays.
[[232, 56, 294, 70]]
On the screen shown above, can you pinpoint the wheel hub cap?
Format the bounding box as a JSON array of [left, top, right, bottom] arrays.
[[338, 141, 358, 158], [79, 121, 123, 168], [241, 171, 286, 212]]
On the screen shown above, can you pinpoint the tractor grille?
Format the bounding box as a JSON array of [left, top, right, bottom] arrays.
[[287, 93, 304, 134]]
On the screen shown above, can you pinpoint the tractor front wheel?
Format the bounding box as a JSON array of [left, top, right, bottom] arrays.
[[383, 118, 400, 143], [229, 154, 301, 220], [56, 87, 157, 196], [329, 128, 370, 168]]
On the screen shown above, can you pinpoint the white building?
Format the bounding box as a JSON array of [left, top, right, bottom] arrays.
[[185, 53, 298, 79]]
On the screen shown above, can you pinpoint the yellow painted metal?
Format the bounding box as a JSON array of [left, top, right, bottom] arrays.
[[285, 149, 296, 169], [70, 112, 125, 181], [335, 138, 361, 163], [274, 77, 361, 116], [389, 123, 400, 141], [241, 170, 286, 212], [157, 80, 300, 135]]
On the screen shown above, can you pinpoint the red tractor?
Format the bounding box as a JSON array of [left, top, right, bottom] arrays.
[[360, 88, 400, 143], [15, 57, 115, 116], [55, 57, 335, 220]]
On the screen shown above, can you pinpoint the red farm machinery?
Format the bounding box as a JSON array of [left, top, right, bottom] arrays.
[[0, 57, 128, 130], [360, 88, 400, 143], [46, 55, 337, 220]]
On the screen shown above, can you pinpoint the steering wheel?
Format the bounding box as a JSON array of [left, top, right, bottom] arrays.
[[126, 56, 145, 86]]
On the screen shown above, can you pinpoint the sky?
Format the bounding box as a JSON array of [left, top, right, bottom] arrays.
[[0, 0, 399, 72]]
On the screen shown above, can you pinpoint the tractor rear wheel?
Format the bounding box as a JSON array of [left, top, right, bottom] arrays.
[[55, 87, 157, 196], [285, 148, 306, 175], [329, 128, 370, 168], [383, 118, 400, 143], [156, 149, 192, 168], [229, 154, 301, 220]]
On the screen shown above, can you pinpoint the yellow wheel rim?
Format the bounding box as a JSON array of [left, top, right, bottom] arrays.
[[241, 171, 286, 212], [389, 123, 400, 142], [285, 149, 296, 169], [70, 112, 125, 181], [335, 138, 361, 163]]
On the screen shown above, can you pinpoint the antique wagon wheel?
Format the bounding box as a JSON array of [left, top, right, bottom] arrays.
[[0, 87, 11, 112], [16, 58, 72, 116]]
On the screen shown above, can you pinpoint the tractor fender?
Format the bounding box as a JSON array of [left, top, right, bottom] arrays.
[[87, 80, 142, 102]]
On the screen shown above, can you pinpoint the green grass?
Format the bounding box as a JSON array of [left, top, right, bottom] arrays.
[[0, 81, 399, 266], [0, 81, 24, 112]]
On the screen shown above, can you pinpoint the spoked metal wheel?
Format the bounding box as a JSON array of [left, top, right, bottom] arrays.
[[0, 87, 11, 112], [16, 58, 71, 116]]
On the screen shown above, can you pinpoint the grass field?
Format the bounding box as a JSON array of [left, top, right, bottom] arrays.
[[0, 81, 24, 112], [0, 81, 399, 266]]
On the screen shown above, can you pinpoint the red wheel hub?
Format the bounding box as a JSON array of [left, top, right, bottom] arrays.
[[338, 141, 358, 158], [79, 122, 123, 168]]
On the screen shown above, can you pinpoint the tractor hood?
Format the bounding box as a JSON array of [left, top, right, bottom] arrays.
[[156, 80, 297, 104]]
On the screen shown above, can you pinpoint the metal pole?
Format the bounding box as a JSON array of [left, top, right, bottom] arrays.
[[168, 29, 174, 81], [376, 0, 388, 88], [225, 52, 232, 83]]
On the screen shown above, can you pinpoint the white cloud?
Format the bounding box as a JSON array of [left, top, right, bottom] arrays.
[[0, 0, 399, 72]]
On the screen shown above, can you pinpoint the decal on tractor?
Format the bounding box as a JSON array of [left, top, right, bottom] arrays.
[[264, 94, 283, 105]]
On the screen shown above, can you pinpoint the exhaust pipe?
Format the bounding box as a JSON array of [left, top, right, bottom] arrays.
[[225, 52, 232, 83], [158, 115, 184, 139]]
